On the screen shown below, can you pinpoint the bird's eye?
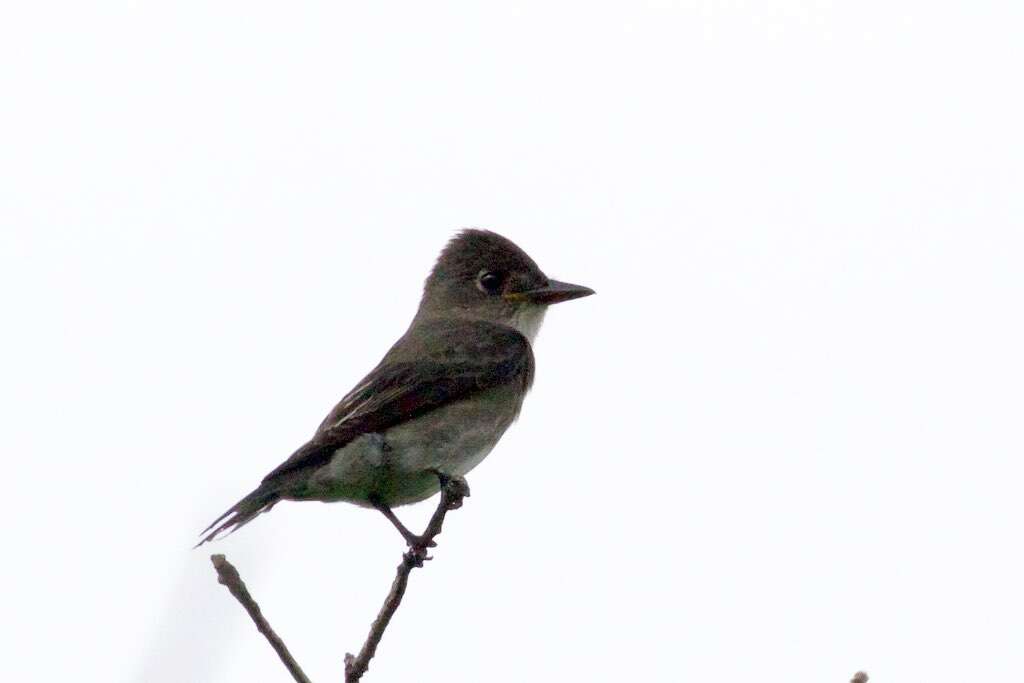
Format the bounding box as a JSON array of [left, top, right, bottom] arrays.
[[477, 270, 504, 295]]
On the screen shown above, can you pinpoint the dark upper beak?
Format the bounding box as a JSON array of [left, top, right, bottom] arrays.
[[506, 279, 595, 305]]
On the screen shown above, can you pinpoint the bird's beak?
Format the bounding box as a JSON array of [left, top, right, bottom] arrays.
[[505, 279, 595, 305]]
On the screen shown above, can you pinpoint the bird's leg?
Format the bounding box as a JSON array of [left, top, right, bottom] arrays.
[[369, 473, 470, 551], [370, 496, 436, 549], [415, 471, 470, 545]]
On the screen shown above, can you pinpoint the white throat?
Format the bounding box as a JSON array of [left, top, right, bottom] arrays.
[[510, 305, 547, 343]]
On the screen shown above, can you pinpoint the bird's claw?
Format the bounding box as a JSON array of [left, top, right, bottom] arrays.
[[403, 533, 437, 549], [404, 547, 434, 567], [439, 475, 470, 509]]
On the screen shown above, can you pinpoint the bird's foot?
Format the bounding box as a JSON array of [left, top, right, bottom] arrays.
[[404, 547, 433, 568], [435, 473, 471, 510], [402, 530, 437, 551]]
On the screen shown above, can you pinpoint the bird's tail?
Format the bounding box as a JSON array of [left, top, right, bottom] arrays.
[[196, 484, 281, 547]]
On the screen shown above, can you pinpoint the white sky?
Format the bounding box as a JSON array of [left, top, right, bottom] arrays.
[[2, 2, 1022, 682]]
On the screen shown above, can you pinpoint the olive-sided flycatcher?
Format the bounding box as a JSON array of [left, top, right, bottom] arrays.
[[198, 229, 593, 546]]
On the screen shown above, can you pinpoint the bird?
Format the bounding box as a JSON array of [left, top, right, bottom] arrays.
[[198, 229, 594, 547]]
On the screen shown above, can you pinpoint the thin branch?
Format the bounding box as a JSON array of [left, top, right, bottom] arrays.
[[209, 475, 470, 683], [344, 476, 470, 682], [211, 479, 864, 683], [210, 554, 312, 683]]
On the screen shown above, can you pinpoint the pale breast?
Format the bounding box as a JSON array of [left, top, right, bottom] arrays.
[[306, 384, 524, 507]]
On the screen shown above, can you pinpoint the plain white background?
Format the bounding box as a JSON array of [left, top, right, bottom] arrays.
[[2, 2, 1022, 681]]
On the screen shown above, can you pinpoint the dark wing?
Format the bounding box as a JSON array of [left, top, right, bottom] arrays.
[[261, 319, 533, 484]]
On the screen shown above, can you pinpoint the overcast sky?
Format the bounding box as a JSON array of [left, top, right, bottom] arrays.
[[2, 2, 1022, 682]]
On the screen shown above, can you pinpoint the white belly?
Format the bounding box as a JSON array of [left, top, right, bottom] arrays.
[[306, 384, 523, 506]]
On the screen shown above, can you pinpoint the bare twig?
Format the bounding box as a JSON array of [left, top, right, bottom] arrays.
[[210, 554, 312, 683], [211, 479, 865, 682], [209, 475, 470, 683], [344, 475, 470, 682]]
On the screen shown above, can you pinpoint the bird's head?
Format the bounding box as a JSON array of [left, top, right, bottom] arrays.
[[417, 229, 594, 341]]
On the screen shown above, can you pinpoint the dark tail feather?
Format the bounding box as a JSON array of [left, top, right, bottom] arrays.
[[195, 486, 281, 547]]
